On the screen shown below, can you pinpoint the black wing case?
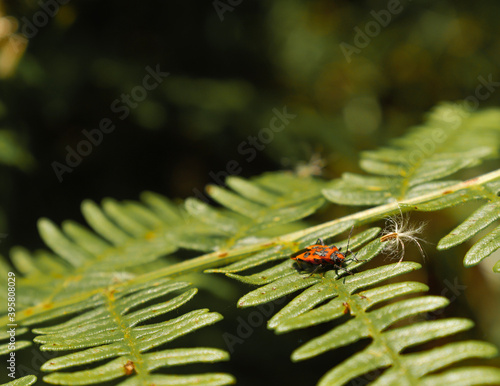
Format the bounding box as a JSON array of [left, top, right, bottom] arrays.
[[290, 248, 310, 258]]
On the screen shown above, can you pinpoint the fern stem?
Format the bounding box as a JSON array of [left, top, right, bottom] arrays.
[[3, 169, 499, 326], [134, 168, 500, 284], [289, 168, 500, 238]]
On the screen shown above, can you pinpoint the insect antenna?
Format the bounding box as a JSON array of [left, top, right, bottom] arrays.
[[343, 225, 360, 263], [345, 225, 354, 254]]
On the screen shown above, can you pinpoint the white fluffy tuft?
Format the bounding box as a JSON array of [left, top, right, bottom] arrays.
[[379, 212, 427, 264]]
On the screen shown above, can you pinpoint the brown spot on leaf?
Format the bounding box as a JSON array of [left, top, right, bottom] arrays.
[[218, 252, 228, 258], [124, 360, 135, 375]]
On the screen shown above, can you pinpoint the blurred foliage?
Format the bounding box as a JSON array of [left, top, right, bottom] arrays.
[[0, 130, 33, 170], [1, 1, 500, 204]]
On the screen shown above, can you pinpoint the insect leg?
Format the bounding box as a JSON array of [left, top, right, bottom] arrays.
[[305, 264, 323, 278], [295, 259, 305, 271], [331, 263, 355, 282], [344, 251, 359, 263], [340, 267, 355, 275]]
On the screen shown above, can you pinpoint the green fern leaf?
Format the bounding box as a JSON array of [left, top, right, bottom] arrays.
[[369, 342, 499, 386], [4, 103, 500, 385], [494, 259, 500, 273], [316, 319, 488, 386], [218, 226, 500, 385], [2, 193, 193, 317], [204, 177, 325, 234], [435, 178, 500, 267], [323, 104, 500, 205], [416, 367, 500, 386], [319, 103, 500, 269], [32, 278, 232, 385], [0, 170, 329, 386], [2, 375, 37, 386], [438, 203, 500, 252], [269, 265, 425, 333], [463, 224, 500, 267]]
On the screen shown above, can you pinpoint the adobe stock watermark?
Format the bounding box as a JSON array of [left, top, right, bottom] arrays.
[[6, 271, 16, 379], [213, 0, 243, 21], [6, 345, 57, 380], [223, 297, 287, 353], [193, 105, 296, 202], [52, 64, 169, 182], [340, 0, 411, 63]]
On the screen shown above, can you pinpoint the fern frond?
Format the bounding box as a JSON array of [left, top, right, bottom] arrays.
[[0, 171, 329, 385], [2, 104, 500, 385], [414, 367, 500, 386], [1, 193, 186, 314], [369, 344, 500, 386], [219, 233, 500, 385], [323, 103, 500, 205], [0, 171, 326, 323], [188, 174, 326, 241], [429, 179, 500, 267], [29, 278, 232, 385], [319, 103, 500, 268]]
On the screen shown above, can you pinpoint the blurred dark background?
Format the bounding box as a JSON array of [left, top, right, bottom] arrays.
[[2, 0, 500, 247], [1, 0, 500, 384]]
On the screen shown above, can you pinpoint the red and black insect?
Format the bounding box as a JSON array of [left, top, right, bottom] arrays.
[[291, 229, 358, 278]]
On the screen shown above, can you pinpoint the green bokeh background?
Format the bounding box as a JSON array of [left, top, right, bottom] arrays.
[[1, 0, 500, 384]]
